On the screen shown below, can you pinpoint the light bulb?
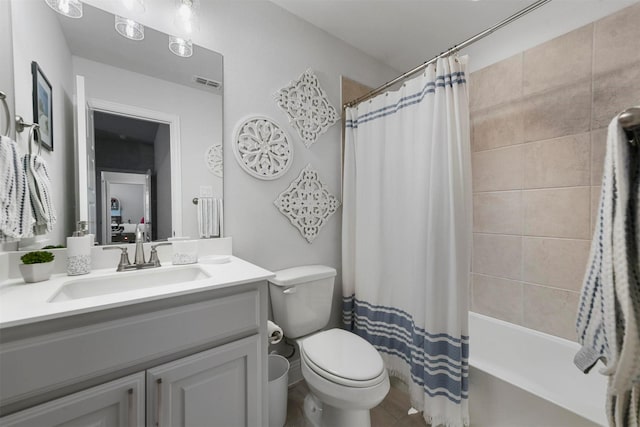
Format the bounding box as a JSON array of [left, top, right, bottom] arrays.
[[121, 0, 145, 15], [178, 3, 192, 19], [59, 0, 70, 14], [174, 0, 199, 36], [126, 21, 135, 38]]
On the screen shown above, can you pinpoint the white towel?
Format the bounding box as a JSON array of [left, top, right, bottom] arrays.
[[0, 136, 34, 238], [575, 116, 640, 425], [22, 152, 56, 235], [197, 197, 220, 238], [216, 198, 223, 237]]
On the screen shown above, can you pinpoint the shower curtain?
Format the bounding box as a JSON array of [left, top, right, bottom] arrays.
[[342, 56, 471, 427]]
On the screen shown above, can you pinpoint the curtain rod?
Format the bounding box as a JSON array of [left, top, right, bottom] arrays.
[[344, 0, 553, 109]]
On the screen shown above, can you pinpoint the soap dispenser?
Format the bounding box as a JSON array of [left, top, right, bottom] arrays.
[[67, 221, 91, 276]]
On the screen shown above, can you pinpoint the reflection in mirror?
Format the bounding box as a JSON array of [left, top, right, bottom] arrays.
[[102, 171, 152, 245], [9, 0, 223, 245], [92, 111, 172, 245]]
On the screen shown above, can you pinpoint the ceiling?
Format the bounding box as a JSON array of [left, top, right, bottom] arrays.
[[271, 0, 639, 72], [272, 0, 532, 72]]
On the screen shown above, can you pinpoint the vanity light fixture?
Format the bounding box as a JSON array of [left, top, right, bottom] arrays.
[[169, 36, 193, 58], [115, 15, 145, 41], [174, 0, 200, 36], [44, 0, 83, 18]]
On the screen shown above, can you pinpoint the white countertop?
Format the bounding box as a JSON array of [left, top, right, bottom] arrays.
[[0, 256, 274, 329]]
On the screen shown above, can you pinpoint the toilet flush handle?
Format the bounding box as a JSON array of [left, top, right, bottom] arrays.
[[283, 286, 297, 294]]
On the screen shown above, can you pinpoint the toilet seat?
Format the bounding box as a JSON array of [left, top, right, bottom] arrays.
[[300, 329, 386, 388]]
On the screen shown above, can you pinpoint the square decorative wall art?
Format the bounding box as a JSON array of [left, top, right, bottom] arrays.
[[274, 164, 340, 243], [274, 69, 339, 148], [31, 61, 53, 151]]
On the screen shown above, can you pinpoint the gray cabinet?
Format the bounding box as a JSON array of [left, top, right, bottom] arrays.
[[0, 373, 145, 427], [147, 335, 261, 427], [0, 282, 269, 426]]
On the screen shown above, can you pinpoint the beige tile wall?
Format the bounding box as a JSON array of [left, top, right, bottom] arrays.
[[469, 3, 640, 341]]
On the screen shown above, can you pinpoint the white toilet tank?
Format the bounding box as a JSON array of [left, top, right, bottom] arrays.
[[269, 265, 337, 339]]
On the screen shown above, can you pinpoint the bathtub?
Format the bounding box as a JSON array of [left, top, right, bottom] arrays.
[[468, 312, 607, 427]]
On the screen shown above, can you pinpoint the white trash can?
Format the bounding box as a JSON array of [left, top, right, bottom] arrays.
[[268, 354, 290, 427]]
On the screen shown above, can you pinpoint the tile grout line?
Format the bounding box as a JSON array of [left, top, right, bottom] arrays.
[[473, 185, 592, 194], [474, 230, 592, 240], [473, 272, 582, 295], [473, 231, 591, 243], [472, 129, 597, 154]]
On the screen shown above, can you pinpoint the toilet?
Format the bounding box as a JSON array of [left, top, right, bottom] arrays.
[[269, 265, 390, 427]]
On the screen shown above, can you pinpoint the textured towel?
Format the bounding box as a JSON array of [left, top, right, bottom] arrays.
[[197, 197, 219, 238], [22, 152, 56, 235], [575, 117, 640, 426], [0, 135, 33, 238]]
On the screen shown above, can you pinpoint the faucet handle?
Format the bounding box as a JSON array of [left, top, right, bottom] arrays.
[[149, 242, 172, 267], [103, 246, 131, 271]]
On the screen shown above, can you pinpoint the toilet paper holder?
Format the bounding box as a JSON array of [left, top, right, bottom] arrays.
[[267, 320, 283, 345]]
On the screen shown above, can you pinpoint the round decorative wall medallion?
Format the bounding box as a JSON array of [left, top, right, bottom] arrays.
[[205, 144, 223, 178], [232, 116, 293, 180]]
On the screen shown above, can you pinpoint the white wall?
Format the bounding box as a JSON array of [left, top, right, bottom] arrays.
[[207, 2, 399, 326], [72, 56, 223, 240], [11, 0, 75, 247]]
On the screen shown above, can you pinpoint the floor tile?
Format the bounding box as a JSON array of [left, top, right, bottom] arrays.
[[284, 380, 429, 427]]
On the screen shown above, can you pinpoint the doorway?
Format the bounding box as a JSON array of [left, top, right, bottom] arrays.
[[93, 111, 172, 244]]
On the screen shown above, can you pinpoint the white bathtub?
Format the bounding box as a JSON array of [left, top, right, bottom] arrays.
[[468, 312, 607, 427]]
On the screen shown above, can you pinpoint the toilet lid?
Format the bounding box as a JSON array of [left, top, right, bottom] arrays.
[[300, 329, 385, 382]]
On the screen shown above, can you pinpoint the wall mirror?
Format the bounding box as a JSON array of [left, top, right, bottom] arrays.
[[9, 0, 223, 245]]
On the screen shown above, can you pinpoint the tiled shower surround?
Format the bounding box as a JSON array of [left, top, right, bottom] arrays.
[[469, 3, 640, 341]]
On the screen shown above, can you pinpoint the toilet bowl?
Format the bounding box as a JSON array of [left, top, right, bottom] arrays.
[[297, 329, 390, 427], [268, 266, 390, 427]]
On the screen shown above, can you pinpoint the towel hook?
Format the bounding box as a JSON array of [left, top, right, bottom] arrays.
[[15, 115, 37, 133], [0, 91, 10, 137]]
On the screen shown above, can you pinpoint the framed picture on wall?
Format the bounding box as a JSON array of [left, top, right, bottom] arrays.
[[31, 61, 53, 151]]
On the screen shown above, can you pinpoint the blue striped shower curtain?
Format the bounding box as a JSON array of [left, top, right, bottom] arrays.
[[342, 56, 471, 427]]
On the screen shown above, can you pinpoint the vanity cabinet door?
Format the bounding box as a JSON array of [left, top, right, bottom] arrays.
[[0, 372, 145, 427], [146, 334, 261, 427]]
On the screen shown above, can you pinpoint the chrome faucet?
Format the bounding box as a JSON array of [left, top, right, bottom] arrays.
[[103, 227, 171, 271], [133, 226, 146, 265]]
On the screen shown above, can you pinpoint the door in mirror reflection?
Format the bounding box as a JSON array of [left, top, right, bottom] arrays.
[[95, 109, 172, 244], [101, 171, 152, 245]]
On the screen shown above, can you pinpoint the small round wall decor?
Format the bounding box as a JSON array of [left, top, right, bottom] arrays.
[[232, 116, 293, 180]]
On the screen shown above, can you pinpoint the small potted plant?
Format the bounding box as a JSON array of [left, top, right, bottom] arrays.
[[19, 251, 55, 283]]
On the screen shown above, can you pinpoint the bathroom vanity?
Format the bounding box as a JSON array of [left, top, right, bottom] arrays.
[[0, 254, 274, 426]]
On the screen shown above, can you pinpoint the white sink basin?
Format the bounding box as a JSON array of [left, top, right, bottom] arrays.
[[49, 266, 210, 302]]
